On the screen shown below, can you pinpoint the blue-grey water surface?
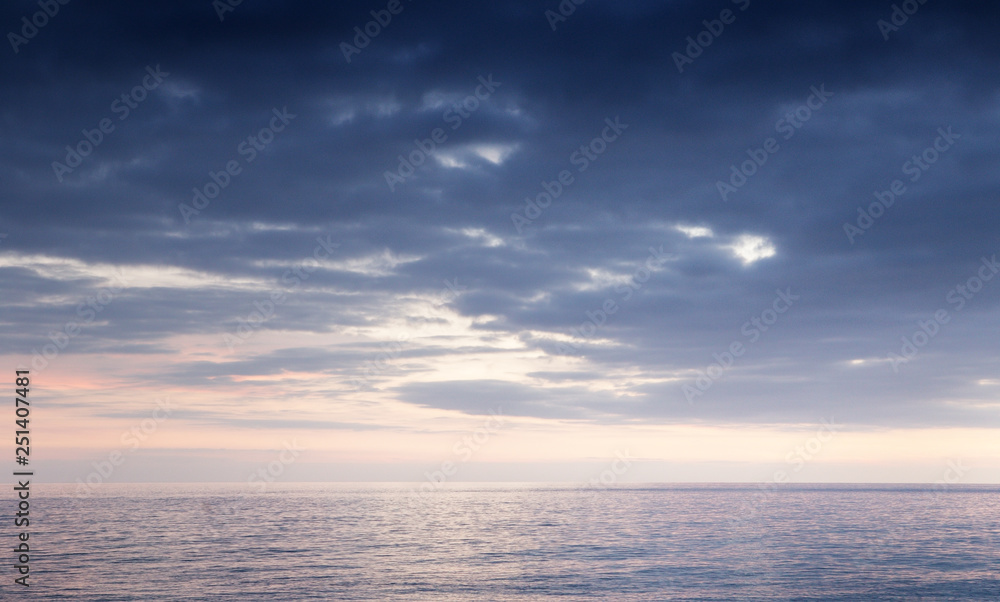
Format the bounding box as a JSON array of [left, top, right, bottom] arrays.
[[10, 483, 1000, 600]]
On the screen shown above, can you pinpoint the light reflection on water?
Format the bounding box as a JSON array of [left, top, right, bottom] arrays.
[[16, 483, 1000, 600]]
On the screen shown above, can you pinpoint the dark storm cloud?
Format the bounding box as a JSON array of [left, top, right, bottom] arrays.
[[2, 0, 998, 427]]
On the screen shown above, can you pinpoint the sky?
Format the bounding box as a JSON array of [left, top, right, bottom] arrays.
[[2, 0, 998, 485]]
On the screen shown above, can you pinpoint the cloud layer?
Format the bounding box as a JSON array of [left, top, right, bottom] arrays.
[[2, 0, 999, 435]]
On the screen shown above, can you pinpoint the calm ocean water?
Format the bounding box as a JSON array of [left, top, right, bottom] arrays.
[[10, 483, 1000, 600]]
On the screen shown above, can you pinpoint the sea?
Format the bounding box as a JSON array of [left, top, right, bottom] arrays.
[[8, 483, 999, 600]]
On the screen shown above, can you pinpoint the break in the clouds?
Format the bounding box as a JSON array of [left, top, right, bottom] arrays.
[[2, 0, 999, 453]]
